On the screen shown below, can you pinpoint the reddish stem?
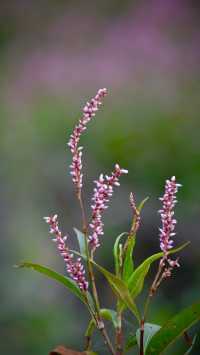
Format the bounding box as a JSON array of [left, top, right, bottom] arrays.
[[140, 319, 145, 355]]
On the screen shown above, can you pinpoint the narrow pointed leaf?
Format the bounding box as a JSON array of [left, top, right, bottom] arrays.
[[137, 196, 149, 213], [113, 232, 126, 276], [122, 236, 136, 282], [91, 260, 140, 321], [74, 228, 87, 258], [71, 249, 141, 320], [16, 262, 85, 303], [146, 300, 200, 354], [85, 319, 95, 338], [127, 242, 189, 300]]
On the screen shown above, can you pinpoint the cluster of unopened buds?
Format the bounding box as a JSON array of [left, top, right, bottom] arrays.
[[129, 192, 141, 235]]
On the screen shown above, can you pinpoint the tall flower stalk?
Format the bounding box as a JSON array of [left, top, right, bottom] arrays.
[[140, 176, 181, 355], [150, 176, 181, 295], [68, 88, 115, 355]]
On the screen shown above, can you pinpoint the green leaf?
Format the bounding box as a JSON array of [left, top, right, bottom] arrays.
[[125, 334, 137, 351], [16, 262, 85, 304], [85, 318, 95, 338], [137, 196, 149, 213], [74, 227, 87, 258], [184, 334, 197, 355], [113, 232, 126, 276], [127, 242, 189, 301], [85, 308, 118, 340], [100, 308, 118, 328], [122, 236, 136, 282], [146, 300, 200, 354], [71, 249, 141, 321], [91, 260, 140, 322], [136, 323, 161, 354]]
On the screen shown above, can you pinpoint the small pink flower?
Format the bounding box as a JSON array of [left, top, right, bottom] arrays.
[[89, 164, 128, 251], [68, 88, 107, 195], [44, 214, 88, 291]]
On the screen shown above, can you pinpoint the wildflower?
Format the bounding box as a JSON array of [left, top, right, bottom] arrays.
[[89, 164, 128, 251], [68, 88, 107, 195], [158, 176, 181, 270], [44, 214, 88, 291]]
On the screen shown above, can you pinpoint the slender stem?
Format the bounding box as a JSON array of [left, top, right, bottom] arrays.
[[140, 260, 165, 355], [115, 306, 123, 355], [78, 191, 88, 233], [115, 217, 137, 354], [143, 295, 151, 321], [183, 331, 193, 346], [140, 319, 144, 355], [143, 262, 164, 321], [115, 249, 123, 355], [85, 335, 92, 351], [101, 327, 116, 355], [77, 192, 115, 355], [78, 194, 101, 313]]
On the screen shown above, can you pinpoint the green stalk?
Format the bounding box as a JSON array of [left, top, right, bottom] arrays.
[[78, 193, 115, 355]]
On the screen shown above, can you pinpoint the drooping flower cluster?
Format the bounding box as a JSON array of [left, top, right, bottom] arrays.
[[68, 88, 107, 195], [89, 164, 128, 251], [158, 176, 181, 277], [44, 214, 88, 291]]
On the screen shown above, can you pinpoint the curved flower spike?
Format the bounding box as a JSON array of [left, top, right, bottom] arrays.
[[68, 88, 107, 196], [44, 214, 88, 291]]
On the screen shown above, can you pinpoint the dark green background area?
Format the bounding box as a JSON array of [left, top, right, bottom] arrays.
[[0, 0, 200, 353]]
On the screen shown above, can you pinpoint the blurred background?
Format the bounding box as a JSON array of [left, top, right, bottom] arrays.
[[1, 0, 200, 353]]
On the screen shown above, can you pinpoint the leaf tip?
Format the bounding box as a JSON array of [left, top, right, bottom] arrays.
[[13, 264, 20, 268], [13, 262, 25, 269]]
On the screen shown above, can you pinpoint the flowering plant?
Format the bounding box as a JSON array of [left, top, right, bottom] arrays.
[[18, 89, 200, 355]]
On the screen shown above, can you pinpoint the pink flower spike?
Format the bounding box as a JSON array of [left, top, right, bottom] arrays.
[[158, 176, 181, 255], [89, 164, 128, 251], [158, 176, 181, 273], [44, 214, 88, 291], [68, 88, 107, 196]]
